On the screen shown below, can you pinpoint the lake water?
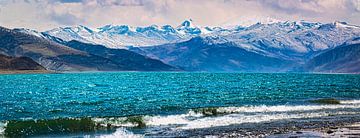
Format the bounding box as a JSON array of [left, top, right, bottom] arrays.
[[1, 72, 360, 137]]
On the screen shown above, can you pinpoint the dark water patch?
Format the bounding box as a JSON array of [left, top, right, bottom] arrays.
[[192, 107, 223, 116], [159, 105, 184, 112], [310, 98, 341, 104], [4, 118, 103, 137]]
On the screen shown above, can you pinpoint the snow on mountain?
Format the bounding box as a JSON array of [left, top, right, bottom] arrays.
[[222, 17, 283, 28], [333, 21, 360, 29], [18, 19, 360, 56], [175, 19, 202, 35], [10, 20, 360, 73], [94, 24, 188, 48], [43, 25, 121, 48], [41, 20, 211, 48], [200, 21, 360, 60], [39, 19, 227, 48], [13, 28, 46, 39]]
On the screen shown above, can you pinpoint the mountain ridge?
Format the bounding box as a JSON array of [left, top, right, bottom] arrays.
[[0, 26, 178, 72], [5, 20, 360, 73], [17, 20, 359, 52]]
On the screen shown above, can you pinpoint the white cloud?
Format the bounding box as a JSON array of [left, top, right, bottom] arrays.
[[0, 0, 359, 31]]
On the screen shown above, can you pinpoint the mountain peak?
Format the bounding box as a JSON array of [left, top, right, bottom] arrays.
[[178, 19, 196, 29], [55, 25, 94, 34], [334, 21, 359, 29], [97, 24, 138, 34], [175, 19, 202, 35], [13, 28, 45, 38]]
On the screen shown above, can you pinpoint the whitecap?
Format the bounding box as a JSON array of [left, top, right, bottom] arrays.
[[0, 121, 7, 135], [98, 128, 143, 138], [93, 117, 137, 127], [93, 100, 360, 133], [340, 100, 360, 104], [143, 100, 360, 130], [144, 110, 360, 130], [217, 103, 360, 114]]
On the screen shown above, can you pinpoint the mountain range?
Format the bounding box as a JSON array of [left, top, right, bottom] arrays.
[[0, 26, 176, 72], [1, 19, 360, 73]]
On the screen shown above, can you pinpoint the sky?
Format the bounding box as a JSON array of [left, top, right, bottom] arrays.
[[0, 0, 359, 31]]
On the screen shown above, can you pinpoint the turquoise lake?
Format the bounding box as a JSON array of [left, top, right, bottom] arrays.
[[1, 72, 360, 137]]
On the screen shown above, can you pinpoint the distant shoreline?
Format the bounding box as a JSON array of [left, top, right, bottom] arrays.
[[0, 70, 53, 75], [0, 70, 359, 75]]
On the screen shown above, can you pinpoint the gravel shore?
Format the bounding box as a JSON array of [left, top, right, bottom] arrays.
[[269, 122, 360, 138]]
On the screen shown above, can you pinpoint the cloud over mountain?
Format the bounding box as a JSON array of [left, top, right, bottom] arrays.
[[0, 0, 359, 30]]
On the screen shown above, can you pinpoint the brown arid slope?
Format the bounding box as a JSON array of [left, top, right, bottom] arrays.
[[0, 54, 49, 74]]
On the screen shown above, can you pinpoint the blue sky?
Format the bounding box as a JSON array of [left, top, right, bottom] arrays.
[[0, 0, 359, 30]]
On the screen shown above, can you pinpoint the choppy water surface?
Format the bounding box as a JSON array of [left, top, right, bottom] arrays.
[[1, 72, 360, 137]]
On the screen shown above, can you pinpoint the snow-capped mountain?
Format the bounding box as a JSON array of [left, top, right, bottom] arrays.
[[13, 28, 46, 39], [126, 21, 360, 72], [18, 20, 360, 57], [9, 20, 360, 72], [176, 19, 202, 35], [38, 19, 215, 48], [200, 21, 360, 60]]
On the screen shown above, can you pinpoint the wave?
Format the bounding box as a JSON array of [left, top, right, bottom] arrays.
[[92, 100, 360, 129], [98, 128, 143, 138], [2, 100, 360, 137], [0, 122, 5, 135], [213, 100, 360, 114], [1, 118, 102, 137], [144, 100, 360, 129], [148, 111, 360, 129], [341, 100, 360, 104]]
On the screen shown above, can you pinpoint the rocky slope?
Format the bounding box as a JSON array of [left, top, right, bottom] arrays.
[[130, 37, 293, 72], [304, 41, 360, 73], [0, 54, 45, 70], [65, 40, 178, 71]]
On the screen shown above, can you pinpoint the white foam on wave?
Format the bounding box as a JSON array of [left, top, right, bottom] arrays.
[[98, 128, 143, 138], [218, 101, 360, 113], [0, 121, 6, 135], [93, 117, 137, 127], [144, 100, 360, 129], [144, 111, 202, 126], [341, 100, 360, 104], [180, 111, 359, 129], [93, 100, 360, 136], [145, 111, 360, 130]]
